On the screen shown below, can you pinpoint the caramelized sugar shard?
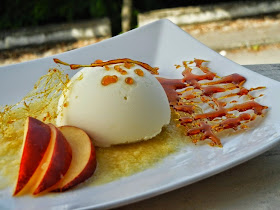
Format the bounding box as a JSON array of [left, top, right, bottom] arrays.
[[158, 60, 268, 147], [0, 69, 70, 184], [54, 58, 159, 75]]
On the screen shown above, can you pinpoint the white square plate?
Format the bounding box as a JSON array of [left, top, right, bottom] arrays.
[[1, 19, 280, 210]]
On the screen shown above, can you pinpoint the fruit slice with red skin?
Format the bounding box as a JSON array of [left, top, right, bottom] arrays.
[[32, 124, 72, 195], [13, 117, 51, 196], [51, 126, 97, 192]]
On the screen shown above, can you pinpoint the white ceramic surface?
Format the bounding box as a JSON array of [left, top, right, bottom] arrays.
[[1, 19, 280, 210]]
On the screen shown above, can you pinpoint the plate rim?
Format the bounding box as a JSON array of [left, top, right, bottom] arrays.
[[1, 19, 280, 210]]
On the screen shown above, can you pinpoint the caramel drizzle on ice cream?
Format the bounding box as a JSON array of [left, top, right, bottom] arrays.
[[101, 75, 118, 86], [54, 58, 156, 86], [134, 69, 144, 77], [53, 58, 159, 75], [158, 59, 267, 147]]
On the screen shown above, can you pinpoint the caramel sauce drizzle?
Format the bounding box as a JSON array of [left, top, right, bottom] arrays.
[[187, 122, 220, 146], [202, 86, 225, 96], [53, 58, 159, 75], [101, 75, 118, 86], [173, 105, 194, 114], [201, 73, 246, 86], [125, 77, 134, 85], [134, 69, 144, 77], [183, 94, 196, 100], [114, 65, 127, 75], [124, 62, 134, 69], [215, 113, 251, 131], [157, 78, 186, 105], [104, 65, 110, 71], [158, 59, 268, 147]]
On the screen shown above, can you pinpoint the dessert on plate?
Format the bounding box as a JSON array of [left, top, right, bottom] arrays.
[[56, 59, 170, 147], [0, 58, 267, 196]]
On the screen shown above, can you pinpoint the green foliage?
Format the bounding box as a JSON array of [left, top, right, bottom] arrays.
[[0, 0, 109, 30], [89, 0, 107, 18], [0, 0, 236, 32]]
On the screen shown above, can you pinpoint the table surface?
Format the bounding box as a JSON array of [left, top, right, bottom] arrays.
[[118, 64, 280, 210]]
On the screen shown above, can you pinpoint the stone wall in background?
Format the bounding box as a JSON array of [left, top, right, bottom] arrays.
[[0, 18, 111, 50], [138, 1, 280, 26]]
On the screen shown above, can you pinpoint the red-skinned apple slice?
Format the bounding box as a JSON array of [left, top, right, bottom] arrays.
[[13, 117, 51, 196], [31, 124, 72, 195], [51, 126, 97, 192]]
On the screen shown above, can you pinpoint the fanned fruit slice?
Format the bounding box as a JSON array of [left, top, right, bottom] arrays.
[[13, 118, 97, 196], [32, 124, 72, 195], [13, 120, 72, 196], [51, 126, 97, 192], [13, 117, 51, 196]]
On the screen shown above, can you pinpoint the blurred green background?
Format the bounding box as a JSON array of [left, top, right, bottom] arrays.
[[1, 0, 279, 66], [0, 0, 247, 35]]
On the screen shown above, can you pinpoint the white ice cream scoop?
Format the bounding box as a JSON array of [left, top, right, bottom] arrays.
[[56, 62, 170, 147]]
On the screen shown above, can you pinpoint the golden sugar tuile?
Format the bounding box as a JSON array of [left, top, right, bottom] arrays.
[[0, 68, 69, 187]]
